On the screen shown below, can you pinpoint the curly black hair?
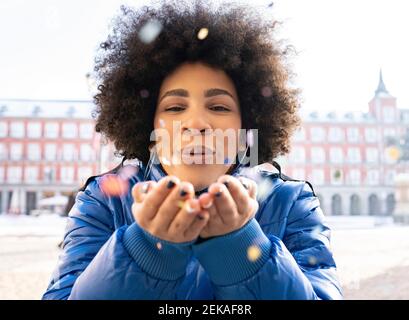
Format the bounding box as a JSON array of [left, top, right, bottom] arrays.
[[93, 0, 301, 165]]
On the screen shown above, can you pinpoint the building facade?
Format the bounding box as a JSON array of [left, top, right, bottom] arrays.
[[280, 72, 409, 216], [0, 99, 111, 214]]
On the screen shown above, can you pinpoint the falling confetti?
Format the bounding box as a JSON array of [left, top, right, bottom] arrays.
[[140, 89, 149, 98], [247, 130, 254, 147], [138, 19, 163, 44], [261, 86, 272, 97], [159, 118, 166, 128], [308, 256, 318, 266], [161, 157, 171, 166], [267, 2, 274, 8], [197, 28, 209, 40], [100, 175, 129, 197], [118, 165, 138, 180], [224, 157, 232, 165], [387, 146, 401, 161], [156, 242, 162, 250], [177, 200, 185, 209], [247, 245, 261, 262]]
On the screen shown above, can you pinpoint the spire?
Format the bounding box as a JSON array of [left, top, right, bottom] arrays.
[[375, 69, 389, 96]]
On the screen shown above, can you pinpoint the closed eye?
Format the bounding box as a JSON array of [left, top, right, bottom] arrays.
[[209, 105, 230, 112], [165, 105, 186, 112]]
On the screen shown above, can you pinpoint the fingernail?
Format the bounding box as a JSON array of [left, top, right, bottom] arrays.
[[185, 202, 195, 214], [180, 189, 188, 197], [202, 201, 212, 209], [197, 214, 205, 220], [223, 181, 229, 188], [141, 183, 149, 193], [215, 191, 222, 197], [167, 180, 176, 189], [241, 181, 249, 189]]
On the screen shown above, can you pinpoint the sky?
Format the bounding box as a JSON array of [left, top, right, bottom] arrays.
[[0, 0, 408, 112]]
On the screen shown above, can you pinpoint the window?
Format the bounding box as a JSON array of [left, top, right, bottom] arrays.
[[45, 122, 59, 138], [385, 170, 396, 186], [347, 147, 361, 163], [289, 146, 305, 163], [78, 166, 93, 184], [7, 166, 22, 183], [328, 127, 344, 142], [383, 128, 396, 139], [366, 148, 379, 164], [347, 127, 359, 143], [27, 143, 41, 161], [25, 166, 38, 183], [348, 169, 361, 185], [10, 143, 23, 161], [367, 170, 379, 185], [0, 166, 4, 183], [62, 123, 77, 139], [0, 122, 7, 137], [292, 168, 305, 180], [310, 127, 325, 142], [383, 107, 395, 123], [63, 144, 75, 161], [10, 122, 25, 138], [311, 169, 325, 185], [292, 127, 305, 142], [60, 166, 74, 184], [330, 147, 343, 164], [311, 147, 325, 164], [44, 144, 57, 161], [80, 144, 93, 162], [43, 166, 56, 182], [365, 128, 378, 143], [0, 143, 7, 160], [27, 122, 42, 138], [80, 123, 94, 139]]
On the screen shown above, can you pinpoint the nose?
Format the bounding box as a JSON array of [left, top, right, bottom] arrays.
[[181, 109, 212, 136]]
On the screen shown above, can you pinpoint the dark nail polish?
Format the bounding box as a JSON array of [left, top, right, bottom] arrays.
[[215, 192, 222, 197], [197, 215, 205, 220], [223, 181, 229, 188], [242, 182, 249, 189], [180, 189, 188, 197], [167, 180, 176, 189]]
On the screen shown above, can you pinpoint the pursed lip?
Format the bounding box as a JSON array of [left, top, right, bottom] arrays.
[[181, 145, 215, 156]]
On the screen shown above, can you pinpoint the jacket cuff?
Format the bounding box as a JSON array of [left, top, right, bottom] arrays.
[[192, 218, 271, 286], [123, 222, 194, 281]]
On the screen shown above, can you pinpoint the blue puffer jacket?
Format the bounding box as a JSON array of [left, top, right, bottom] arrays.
[[42, 160, 343, 300]]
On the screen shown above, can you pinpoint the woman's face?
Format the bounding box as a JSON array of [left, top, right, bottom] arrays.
[[153, 62, 242, 191]]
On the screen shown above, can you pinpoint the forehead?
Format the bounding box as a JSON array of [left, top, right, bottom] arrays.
[[159, 62, 237, 96]]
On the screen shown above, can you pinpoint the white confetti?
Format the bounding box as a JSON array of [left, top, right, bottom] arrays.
[[197, 28, 209, 40], [138, 19, 163, 44]]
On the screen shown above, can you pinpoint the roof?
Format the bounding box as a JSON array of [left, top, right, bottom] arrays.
[[0, 99, 95, 119]]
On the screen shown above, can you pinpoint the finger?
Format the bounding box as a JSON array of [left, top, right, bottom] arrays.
[[237, 176, 258, 199], [140, 176, 180, 221], [152, 181, 195, 232], [183, 210, 210, 240], [208, 182, 237, 224], [167, 198, 201, 237], [132, 181, 157, 203], [198, 193, 213, 210], [217, 175, 254, 216]]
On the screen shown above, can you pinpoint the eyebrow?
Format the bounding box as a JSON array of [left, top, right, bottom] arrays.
[[159, 88, 235, 102]]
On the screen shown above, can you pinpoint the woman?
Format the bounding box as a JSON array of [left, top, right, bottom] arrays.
[[43, 1, 343, 299]]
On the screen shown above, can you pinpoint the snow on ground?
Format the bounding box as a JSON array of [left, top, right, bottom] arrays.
[[1, 214, 409, 299]]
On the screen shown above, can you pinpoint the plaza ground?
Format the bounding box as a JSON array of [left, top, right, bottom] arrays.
[[1, 215, 408, 299]]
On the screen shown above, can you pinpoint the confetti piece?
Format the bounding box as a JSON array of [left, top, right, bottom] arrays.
[[177, 200, 185, 209], [100, 175, 129, 197], [387, 146, 400, 161], [197, 28, 209, 40], [308, 256, 318, 266], [140, 89, 149, 98], [247, 130, 254, 147], [247, 245, 261, 262], [224, 157, 232, 165], [261, 86, 272, 97], [156, 242, 162, 250], [118, 165, 138, 180], [159, 118, 165, 128], [138, 19, 163, 44], [161, 157, 171, 166]]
